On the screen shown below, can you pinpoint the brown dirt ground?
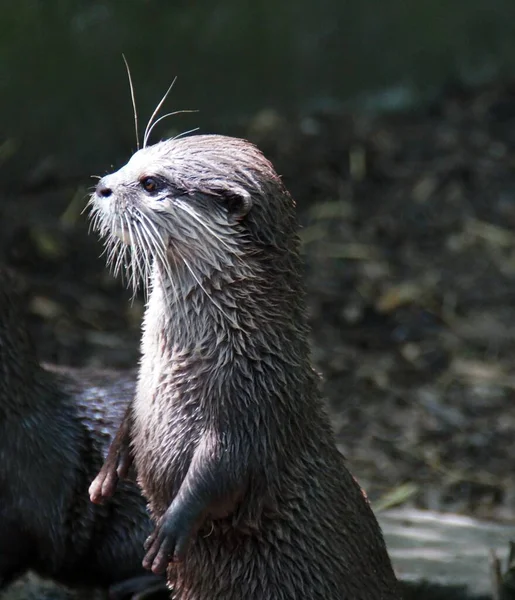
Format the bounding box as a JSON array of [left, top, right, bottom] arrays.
[[3, 80, 515, 523]]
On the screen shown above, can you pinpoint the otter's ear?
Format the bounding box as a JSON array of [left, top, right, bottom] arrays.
[[223, 188, 253, 221]]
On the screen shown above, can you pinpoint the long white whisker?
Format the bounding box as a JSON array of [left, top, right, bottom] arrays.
[[125, 214, 142, 298], [134, 216, 159, 280], [87, 207, 99, 235], [125, 217, 136, 295], [82, 198, 95, 217], [104, 237, 117, 274], [86, 206, 129, 285], [130, 223, 148, 282], [130, 214, 154, 300], [144, 110, 198, 147], [106, 235, 119, 276], [135, 211, 188, 329], [143, 77, 178, 149], [105, 241, 117, 271], [172, 127, 200, 142], [137, 213, 175, 291], [122, 53, 140, 151], [136, 211, 167, 260], [112, 218, 128, 279]]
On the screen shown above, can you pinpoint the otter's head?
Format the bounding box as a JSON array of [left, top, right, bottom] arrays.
[[89, 134, 298, 291]]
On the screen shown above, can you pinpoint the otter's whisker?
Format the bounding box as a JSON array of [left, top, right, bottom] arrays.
[[82, 198, 96, 217], [110, 217, 128, 280], [130, 223, 148, 281], [114, 245, 128, 281], [92, 212, 113, 253], [132, 220, 157, 289], [143, 77, 178, 149], [135, 210, 184, 319], [125, 221, 137, 296], [137, 224, 163, 286], [124, 215, 143, 298], [172, 127, 200, 142], [133, 209, 183, 310], [90, 213, 106, 238], [131, 216, 154, 300], [144, 110, 198, 148], [135, 211, 168, 264], [106, 233, 123, 277], [135, 211, 170, 274], [87, 207, 100, 235], [122, 54, 140, 151], [129, 208, 168, 300], [98, 241, 114, 265]]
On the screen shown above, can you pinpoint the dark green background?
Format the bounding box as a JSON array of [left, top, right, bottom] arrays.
[[2, 0, 515, 183]]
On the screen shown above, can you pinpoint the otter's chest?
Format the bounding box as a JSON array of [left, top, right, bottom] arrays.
[[132, 349, 204, 509]]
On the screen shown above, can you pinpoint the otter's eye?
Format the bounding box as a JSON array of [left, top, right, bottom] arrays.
[[140, 176, 159, 193]]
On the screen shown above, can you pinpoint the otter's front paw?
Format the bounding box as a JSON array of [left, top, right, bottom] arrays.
[[89, 466, 118, 504], [143, 511, 192, 575], [89, 445, 132, 504]]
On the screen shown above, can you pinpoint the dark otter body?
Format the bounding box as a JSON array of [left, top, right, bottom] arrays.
[[88, 135, 401, 599], [0, 268, 165, 598]]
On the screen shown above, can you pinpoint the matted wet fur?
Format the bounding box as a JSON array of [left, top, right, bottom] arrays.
[[0, 267, 166, 599], [88, 134, 401, 599]]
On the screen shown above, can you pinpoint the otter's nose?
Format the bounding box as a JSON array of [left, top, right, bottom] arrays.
[[96, 179, 113, 198]]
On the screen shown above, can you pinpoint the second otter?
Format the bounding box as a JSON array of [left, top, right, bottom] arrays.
[[89, 135, 401, 599], [0, 268, 165, 598]]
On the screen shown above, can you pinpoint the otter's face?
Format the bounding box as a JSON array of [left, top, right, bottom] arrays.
[[91, 146, 174, 246], [88, 134, 297, 290]]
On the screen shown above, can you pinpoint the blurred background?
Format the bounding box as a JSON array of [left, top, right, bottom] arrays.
[[3, 0, 515, 520]]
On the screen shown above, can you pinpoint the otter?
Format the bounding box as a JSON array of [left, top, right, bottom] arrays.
[[0, 267, 166, 599], [88, 134, 401, 599]]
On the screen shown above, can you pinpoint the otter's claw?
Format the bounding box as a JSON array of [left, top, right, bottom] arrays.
[[142, 511, 191, 575]]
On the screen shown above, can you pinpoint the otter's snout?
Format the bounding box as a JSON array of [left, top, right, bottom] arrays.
[[96, 179, 113, 199]]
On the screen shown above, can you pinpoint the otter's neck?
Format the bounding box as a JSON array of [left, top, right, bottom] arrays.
[[140, 247, 311, 378]]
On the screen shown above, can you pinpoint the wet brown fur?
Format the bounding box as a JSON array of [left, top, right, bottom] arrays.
[[89, 135, 401, 599]]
